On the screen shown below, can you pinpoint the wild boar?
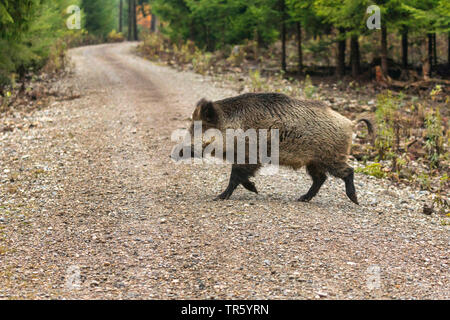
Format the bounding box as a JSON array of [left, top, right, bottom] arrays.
[[182, 92, 372, 204]]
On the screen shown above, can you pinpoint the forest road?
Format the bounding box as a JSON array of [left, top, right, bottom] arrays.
[[0, 42, 448, 299]]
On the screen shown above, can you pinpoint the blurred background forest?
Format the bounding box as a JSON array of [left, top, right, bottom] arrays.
[[1, 0, 450, 86]]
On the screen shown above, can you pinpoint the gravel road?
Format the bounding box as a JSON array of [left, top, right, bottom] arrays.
[[0, 42, 448, 299]]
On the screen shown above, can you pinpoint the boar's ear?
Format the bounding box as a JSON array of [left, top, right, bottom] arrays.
[[196, 98, 217, 123]]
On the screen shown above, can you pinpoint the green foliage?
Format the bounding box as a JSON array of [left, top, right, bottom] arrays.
[[356, 163, 388, 178], [249, 69, 265, 91], [314, 0, 370, 36], [424, 108, 445, 169], [81, 0, 117, 38], [402, 0, 450, 33], [152, 0, 279, 51], [137, 32, 213, 74], [302, 74, 317, 98], [374, 91, 403, 160], [287, 0, 327, 35], [417, 172, 432, 190], [192, 50, 213, 74], [107, 30, 125, 43], [0, 0, 83, 86], [0, 0, 40, 39], [0, 0, 124, 86], [227, 45, 246, 66], [138, 32, 167, 59], [3, 0, 449, 86], [303, 37, 333, 66]]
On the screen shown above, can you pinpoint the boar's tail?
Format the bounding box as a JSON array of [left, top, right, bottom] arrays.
[[354, 118, 375, 144]]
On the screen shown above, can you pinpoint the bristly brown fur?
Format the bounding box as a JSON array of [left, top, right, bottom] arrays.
[[190, 92, 360, 204]]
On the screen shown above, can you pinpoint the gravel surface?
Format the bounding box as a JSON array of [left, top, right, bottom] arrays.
[[0, 42, 448, 299]]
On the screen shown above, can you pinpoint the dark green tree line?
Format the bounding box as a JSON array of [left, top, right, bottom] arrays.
[[150, 0, 450, 78], [0, 0, 82, 86]]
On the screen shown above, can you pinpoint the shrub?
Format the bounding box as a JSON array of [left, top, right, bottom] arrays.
[[356, 163, 387, 179], [302, 75, 317, 99], [107, 30, 125, 43], [42, 40, 68, 74], [424, 108, 446, 169], [374, 91, 402, 162], [192, 50, 212, 75], [249, 69, 264, 92], [227, 45, 246, 67]]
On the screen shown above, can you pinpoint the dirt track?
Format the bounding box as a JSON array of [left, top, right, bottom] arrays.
[[0, 42, 448, 299]]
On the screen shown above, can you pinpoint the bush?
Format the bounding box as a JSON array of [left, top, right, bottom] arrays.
[[302, 75, 317, 99], [374, 91, 402, 161], [137, 33, 169, 60], [42, 40, 68, 74], [0, 0, 82, 86], [192, 51, 212, 75], [138, 33, 214, 75], [424, 108, 446, 169], [356, 163, 388, 179], [107, 30, 125, 43], [227, 45, 246, 67]]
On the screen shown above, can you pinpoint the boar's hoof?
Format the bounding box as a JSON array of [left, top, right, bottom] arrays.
[[242, 180, 258, 194], [347, 193, 359, 205], [214, 192, 232, 201], [298, 194, 313, 202]]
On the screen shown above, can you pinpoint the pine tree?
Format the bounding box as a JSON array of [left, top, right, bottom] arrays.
[[402, 0, 448, 76], [314, 0, 369, 78], [286, 0, 326, 74], [280, 0, 287, 72], [119, 0, 123, 33], [0, 0, 83, 85], [82, 0, 117, 38]]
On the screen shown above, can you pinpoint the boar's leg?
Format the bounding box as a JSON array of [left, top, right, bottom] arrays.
[[299, 163, 327, 202], [215, 164, 259, 200], [343, 169, 359, 205], [328, 163, 359, 205]]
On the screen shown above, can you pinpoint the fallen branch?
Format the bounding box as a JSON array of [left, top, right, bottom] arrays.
[[387, 78, 450, 90]]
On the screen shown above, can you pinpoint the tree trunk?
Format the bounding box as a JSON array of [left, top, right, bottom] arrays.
[[448, 32, 450, 67], [337, 28, 346, 78], [350, 35, 360, 78], [119, 0, 123, 33], [381, 25, 388, 77], [448, 32, 450, 66], [296, 21, 303, 74], [428, 33, 433, 73], [433, 33, 437, 67], [401, 30, 408, 69], [151, 14, 156, 33], [280, 0, 287, 72], [127, 0, 132, 40], [132, 0, 138, 41]]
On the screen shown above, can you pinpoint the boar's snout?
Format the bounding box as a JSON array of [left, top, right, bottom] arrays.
[[179, 146, 196, 158], [170, 145, 196, 161]]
